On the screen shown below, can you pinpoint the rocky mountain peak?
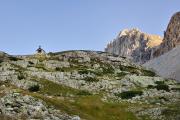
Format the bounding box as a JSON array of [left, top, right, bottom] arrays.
[[117, 28, 140, 37], [105, 28, 162, 64], [154, 11, 180, 57]]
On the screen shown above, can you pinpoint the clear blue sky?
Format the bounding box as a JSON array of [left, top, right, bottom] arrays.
[[0, 0, 179, 55]]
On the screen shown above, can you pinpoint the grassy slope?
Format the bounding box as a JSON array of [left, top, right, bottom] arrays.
[[28, 78, 139, 120]]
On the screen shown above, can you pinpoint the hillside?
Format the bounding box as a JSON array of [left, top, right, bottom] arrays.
[[144, 46, 180, 82], [105, 28, 162, 64], [0, 50, 179, 120]]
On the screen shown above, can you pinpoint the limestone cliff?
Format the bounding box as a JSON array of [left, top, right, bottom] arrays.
[[154, 12, 180, 57], [105, 28, 162, 64], [144, 12, 180, 82]]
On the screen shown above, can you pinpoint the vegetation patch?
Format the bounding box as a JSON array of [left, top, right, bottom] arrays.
[[28, 84, 40, 92], [84, 77, 99, 82], [147, 82, 170, 92], [171, 87, 180, 91], [0, 59, 3, 63], [55, 67, 64, 72], [35, 64, 47, 71], [8, 56, 22, 61], [78, 69, 100, 76], [78, 69, 92, 74], [17, 73, 25, 80], [116, 72, 127, 78], [147, 85, 154, 89], [141, 69, 156, 77], [119, 65, 139, 75], [34, 78, 82, 96], [161, 102, 180, 119], [101, 63, 114, 74], [115, 91, 143, 99], [68, 59, 79, 64], [155, 81, 165, 85], [155, 84, 170, 92], [76, 90, 92, 96], [28, 61, 34, 65], [31, 94, 138, 120]]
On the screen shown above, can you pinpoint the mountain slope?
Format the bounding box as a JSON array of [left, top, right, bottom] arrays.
[[0, 50, 179, 120], [144, 46, 180, 82], [105, 28, 162, 64]]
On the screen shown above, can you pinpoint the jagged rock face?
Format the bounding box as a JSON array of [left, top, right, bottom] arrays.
[[105, 29, 162, 64], [154, 12, 180, 57]]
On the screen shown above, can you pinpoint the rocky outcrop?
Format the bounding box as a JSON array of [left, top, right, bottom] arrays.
[[0, 92, 73, 120], [154, 12, 180, 57], [105, 28, 162, 64]]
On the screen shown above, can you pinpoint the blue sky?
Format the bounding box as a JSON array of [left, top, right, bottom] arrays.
[[0, 0, 179, 55]]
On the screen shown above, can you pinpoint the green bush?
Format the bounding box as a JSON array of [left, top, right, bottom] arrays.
[[77, 90, 92, 96], [116, 72, 127, 77], [147, 85, 154, 89], [141, 69, 156, 77], [28, 84, 40, 92], [84, 77, 99, 82], [155, 84, 170, 92], [101, 67, 114, 74], [17, 74, 25, 80], [28, 61, 34, 65], [155, 81, 164, 85], [78, 69, 90, 74], [116, 72, 127, 79], [0, 59, 3, 63], [8, 56, 21, 61], [119, 65, 140, 75], [55, 67, 64, 72], [115, 91, 143, 99], [171, 87, 180, 91], [147, 82, 170, 92]]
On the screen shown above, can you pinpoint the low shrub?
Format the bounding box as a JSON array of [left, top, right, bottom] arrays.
[[78, 69, 90, 74], [147, 82, 170, 92], [119, 65, 140, 75], [17, 74, 25, 80], [0, 59, 3, 63], [147, 85, 154, 89], [171, 87, 180, 91], [116, 72, 127, 77], [114, 91, 143, 99], [55, 67, 64, 72], [84, 77, 99, 82], [101, 67, 114, 74], [141, 69, 156, 77], [155, 84, 170, 92], [8, 56, 21, 61], [28, 61, 34, 65], [28, 84, 40, 92], [155, 81, 165, 85]]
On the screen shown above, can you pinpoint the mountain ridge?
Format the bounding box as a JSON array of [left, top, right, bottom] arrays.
[[105, 28, 162, 64]]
